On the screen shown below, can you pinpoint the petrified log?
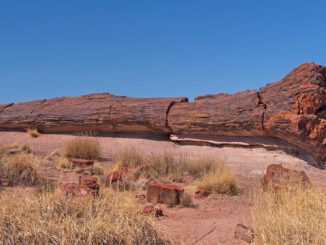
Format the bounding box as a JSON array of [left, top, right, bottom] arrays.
[[0, 62, 325, 164], [168, 63, 326, 164], [0, 94, 188, 134]]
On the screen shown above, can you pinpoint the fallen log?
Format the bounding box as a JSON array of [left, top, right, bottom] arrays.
[[0, 63, 325, 164]]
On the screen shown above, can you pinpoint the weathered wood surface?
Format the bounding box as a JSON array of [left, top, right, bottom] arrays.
[[0, 63, 325, 164]]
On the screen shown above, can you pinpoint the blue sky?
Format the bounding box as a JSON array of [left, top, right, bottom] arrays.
[[1, 1, 326, 103]]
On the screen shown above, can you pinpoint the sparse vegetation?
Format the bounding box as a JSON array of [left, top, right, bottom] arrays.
[[27, 128, 40, 138], [0, 144, 4, 159], [143, 153, 217, 180], [0, 152, 38, 186], [180, 192, 193, 207], [63, 137, 101, 160], [117, 147, 144, 168], [252, 185, 326, 245], [0, 190, 169, 244], [93, 162, 104, 175], [197, 163, 237, 195]]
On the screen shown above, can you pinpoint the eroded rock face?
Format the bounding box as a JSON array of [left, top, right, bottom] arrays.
[[0, 62, 325, 164], [0, 94, 187, 134], [259, 63, 326, 164]]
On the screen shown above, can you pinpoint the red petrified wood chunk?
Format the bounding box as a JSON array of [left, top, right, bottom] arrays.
[[108, 167, 129, 183], [262, 164, 311, 190], [142, 205, 164, 217], [195, 188, 210, 198], [234, 224, 254, 243], [69, 158, 94, 167], [79, 175, 99, 193], [147, 181, 184, 205], [60, 183, 95, 197]]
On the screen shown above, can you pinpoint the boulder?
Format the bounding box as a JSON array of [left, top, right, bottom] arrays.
[[262, 164, 311, 190], [147, 181, 184, 205]]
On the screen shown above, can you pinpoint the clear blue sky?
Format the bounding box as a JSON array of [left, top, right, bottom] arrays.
[[1, 1, 326, 103]]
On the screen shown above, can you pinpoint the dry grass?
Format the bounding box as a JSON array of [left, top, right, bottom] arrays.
[[197, 163, 238, 195], [0, 190, 169, 244], [144, 153, 217, 180], [27, 128, 40, 138], [63, 137, 101, 160], [93, 162, 105, 175], [0, 152, 38, 186], [180, 192, 193, 207], [117, 147, 144, 168], [0, 144, 4, 159], [252, 185, 326, 245]]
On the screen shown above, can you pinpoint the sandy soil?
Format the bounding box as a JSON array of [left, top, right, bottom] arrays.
[[0, 131, 325, 244]]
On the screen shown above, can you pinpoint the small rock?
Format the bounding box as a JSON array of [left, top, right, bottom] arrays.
[[263, 164, 311, 190], [147, 181, 184, 205], [195, 188, 210, 198], [0, 178, 11, 187], [60, 183, 95, 197], [142, 205, 164, 217], [79, 175, 99, 194]]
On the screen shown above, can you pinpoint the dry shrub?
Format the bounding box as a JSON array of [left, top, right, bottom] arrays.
[[58, 157, 73, 169], [0, 153, 38, 186], [0, 190, 169, 244], [0, 144, 4, 159], [27, 128, 40, 138], [197, 163, 237, 195], [63, 137, 101, 160], [252, 185, 326, 245], [93, 162, 104, 175], [117, 147, 144, 168], [180, 192, 193, 207], [145, 153, 219, 180]]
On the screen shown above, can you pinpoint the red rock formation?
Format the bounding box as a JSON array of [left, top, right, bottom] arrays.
[[262, 164, 311, 190], [147, 181, 184, 205], [0, 63, 325, 164], [0, 94, 187, 134]]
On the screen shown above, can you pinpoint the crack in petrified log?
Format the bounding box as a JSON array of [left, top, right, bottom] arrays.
[[0, 62, 325, 164]]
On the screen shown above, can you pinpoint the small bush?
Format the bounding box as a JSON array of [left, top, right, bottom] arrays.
[[198, 163, 237, 195], [117, 147, 144, 168], [93, 162, 104, 175], [63, 137, 101, 160], [145, 153, 220, 180], [0, 153, 38, 186], [180, 192, 193, 207], [0, 190, 169, 244], [58, 157, 73, 169], [0, 144, 4, 159], [27, 128, 40, 138], [252, 186, 326, 245]]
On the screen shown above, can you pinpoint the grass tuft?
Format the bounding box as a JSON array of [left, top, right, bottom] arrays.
[[0, 152, 38, 186], [117, 147, 144, 168], [0, 190, 169, 244], [27, 128, 40, 138], [252, 185, 326, 245], [0, 144, 4, 159], [197, 163, 237, 195], [63, 137, 101, 160]]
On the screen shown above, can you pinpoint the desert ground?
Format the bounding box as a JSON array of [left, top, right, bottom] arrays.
[[0, 131, 325, 244]]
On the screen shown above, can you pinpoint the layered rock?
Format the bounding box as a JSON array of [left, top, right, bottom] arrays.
[[0, 94, 187, 134], [0, 62, 325, 164]]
